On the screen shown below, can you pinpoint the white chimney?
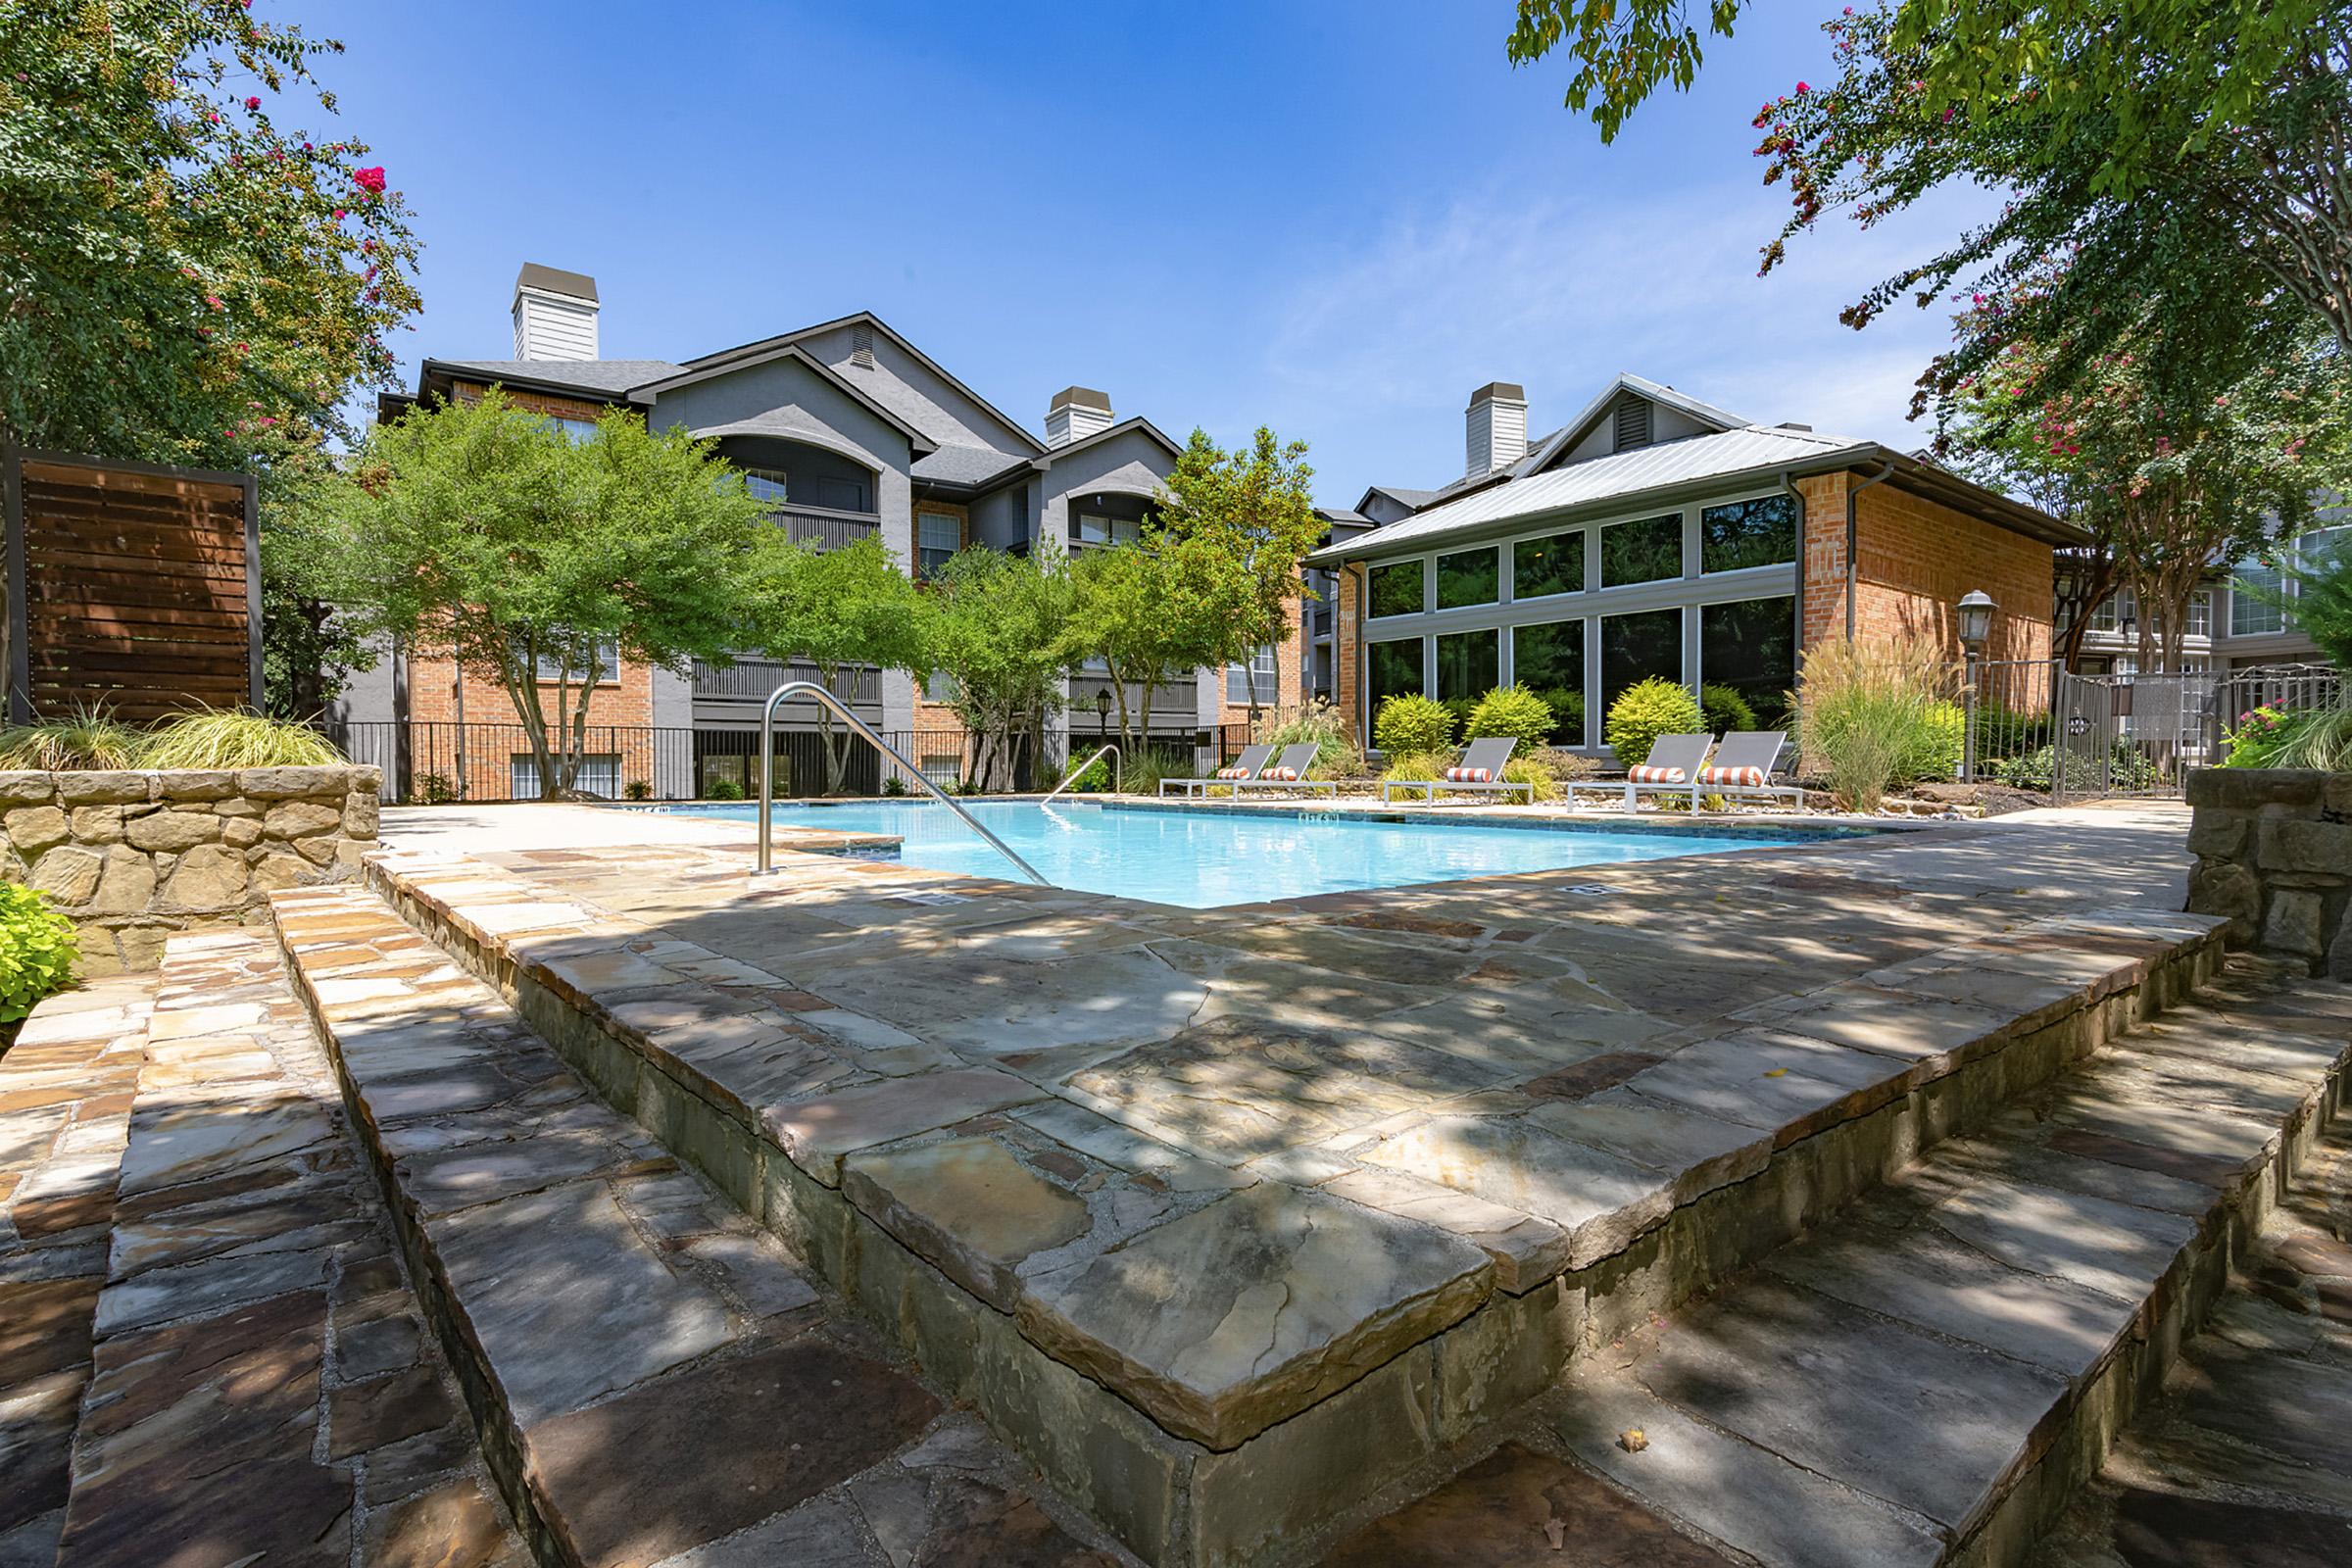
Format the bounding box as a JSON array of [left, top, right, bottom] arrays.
[[1046, 386, 1114, 448], [1465, 381, 1528, 478], [512, 263, 599, 361]]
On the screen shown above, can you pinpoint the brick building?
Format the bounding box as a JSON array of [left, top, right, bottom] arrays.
[[346, 265, 1300, 798], [1307, 375, 2082, 750]]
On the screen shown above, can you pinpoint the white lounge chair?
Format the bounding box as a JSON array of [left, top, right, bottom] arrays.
[[1232, 743, 1337, 797], [1381, 736, 1532, 805], [1575, 732, 1713, 811], [1161, 742, 1273, 798], [1691, 730, 1807, 813]]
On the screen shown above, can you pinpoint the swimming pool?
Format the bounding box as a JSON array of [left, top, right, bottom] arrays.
[[662, 800, 1831, 909]]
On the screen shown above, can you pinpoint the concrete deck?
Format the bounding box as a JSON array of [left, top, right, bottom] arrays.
[[337, 796, 2226, 1563]]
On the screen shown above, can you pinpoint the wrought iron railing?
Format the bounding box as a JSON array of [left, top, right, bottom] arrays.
[[692, 657, 880, 704]]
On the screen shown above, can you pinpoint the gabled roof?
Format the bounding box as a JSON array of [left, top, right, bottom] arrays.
[[1024, 415, 1185, 471], [912, 444, 1030, 488], [629, 345, 938, 457], [425, 358, 682, 399], [1308, 422, 2082, 564], [667, 311, 1047, 457], [1356, 484, 1439, 514], [1516, 372, 1748, 475]]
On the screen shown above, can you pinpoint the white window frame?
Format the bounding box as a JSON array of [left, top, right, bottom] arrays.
[[512, 752, 622, 800], [530, 633, 620, 685], [916, 511, 960, 577]]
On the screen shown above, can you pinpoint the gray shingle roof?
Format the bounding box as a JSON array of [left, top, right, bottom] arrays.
[[436, 359, 682, 396], [912, 444, 1028, 487]]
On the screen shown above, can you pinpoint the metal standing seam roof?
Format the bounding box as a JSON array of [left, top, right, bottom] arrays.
[[1318, 424, 1868, 560]]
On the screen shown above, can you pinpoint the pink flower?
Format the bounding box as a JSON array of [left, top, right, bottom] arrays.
[[352, 167, 387, 195], [333, 209, 347, 220], [1794, 81, 1810, 94], [206, 111, 219, 122], [245, 95, 261, 110], [204, 294, 222, 309]]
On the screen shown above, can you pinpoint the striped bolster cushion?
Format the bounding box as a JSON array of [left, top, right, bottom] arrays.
[[1215, 766, 1249, 779], [1698, 765, 1766, 788], [1628, 764, 1688, 784], [1445, 766, 1492, 783], [1262, 767, 1299, 781]]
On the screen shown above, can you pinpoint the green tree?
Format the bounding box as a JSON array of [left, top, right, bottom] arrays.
[[1, 0, 422, 464], [914, 543, 1073, 791], [1058, 539, 1221, 760], [748, 533, 926, 795], [1152, 427, 1324, 723], [296, 391, 781, 799]]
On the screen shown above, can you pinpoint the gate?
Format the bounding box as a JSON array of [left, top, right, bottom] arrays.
[[2047, 667, 2219, 801]]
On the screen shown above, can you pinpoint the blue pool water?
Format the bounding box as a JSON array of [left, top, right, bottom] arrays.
[[662, 800, 1825, 909]]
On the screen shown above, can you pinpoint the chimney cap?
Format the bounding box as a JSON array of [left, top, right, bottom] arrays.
[[1049, 385, 1112, 414], [1466, 381, 1526, 409], [514, 263, 599, 305]]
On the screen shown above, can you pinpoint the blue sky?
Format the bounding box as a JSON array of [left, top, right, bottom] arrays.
[[321, 1, 1989, 506]]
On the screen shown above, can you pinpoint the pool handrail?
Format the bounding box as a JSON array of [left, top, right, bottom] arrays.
[[757, 680, 1048, 886], [1044, 744, 1120, 803]]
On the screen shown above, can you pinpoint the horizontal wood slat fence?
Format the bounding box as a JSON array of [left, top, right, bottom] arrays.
[[2, 446, 262, 723]]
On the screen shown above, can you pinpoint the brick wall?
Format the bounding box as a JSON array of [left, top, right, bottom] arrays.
[[910, 501, 971, 737], [1216, 592, 1308, 729], [1335, 569, 1362, 742], [1850, 482, 2054, 663], [1797, 473, 1851, 648]]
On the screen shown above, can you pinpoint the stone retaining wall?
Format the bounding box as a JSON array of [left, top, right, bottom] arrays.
[[2184, 766, 2352, 976], [1, 764, 380, 974]]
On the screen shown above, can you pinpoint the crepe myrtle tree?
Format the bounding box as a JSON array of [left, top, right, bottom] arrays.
[[912, 541, 1073, 793], [745, 532, 927, 795], [299, 390, 783, 798]]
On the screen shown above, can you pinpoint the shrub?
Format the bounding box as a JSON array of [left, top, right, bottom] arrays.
[[1528, 746, 1602, 783], [1500, 757, 1559, 802], [1789, 634, 1954, 812], [1060, 757, 1112, 792], [706, 777, 745, 801], [0, 705, 144, 770], [1439, 695, 1478, 739], [1262, 700, 1365, 778], [1993, 742, 2161, 793], [1464, 685, 1556, 752], [881, 775, 908, 797], [2222, 704, 2352, 772], [1529, 685, 1585, 745], [1603, 677, 1703, 770], [1899, 700, 1966, 781], [1378, 749, 1448, 801], [0, 882, 78, 1026], [1374, 694, 1455, 755], [136, 711, 346, 769], [413, 772, 459, 806], [1971, 701, 2050, 762], [623, 780, 653, 801], [1698, 682, 1758, 736], [1122, 749, 1196, 796]]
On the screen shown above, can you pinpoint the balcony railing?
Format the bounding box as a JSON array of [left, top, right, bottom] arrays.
[[693, 657, 880, 705], [772, 505, 880, 553], [1070, 673, 1200, 723]]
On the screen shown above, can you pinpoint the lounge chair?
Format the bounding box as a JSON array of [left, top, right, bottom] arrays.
[[1575, 732, 1713, 811], [1161, 742, 1273, 797], [1380, 736, 1533, 806], [1232, 742, 1337, 797], [1691, 730, 1807, 813]]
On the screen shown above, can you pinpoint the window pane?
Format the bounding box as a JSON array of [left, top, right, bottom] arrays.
[[1435, 547, 1499, 610], [1600, 609, 1683, 719], [1700, 495, 1796, 573], [1366, 637, 1423, 709], [2232, 563, 2284, 635], [1699, 596, 1794, 726], [1513, 529, 1583, 600], [1436, 628, 1498, 705], [743, 468, 789, 504], [917, 512, 959, 579], [1368, 561, 1423, 618], [1076, 514, 1108, 545], [1600, 514, 1683, 588], [531, 633, 618, 683], [1513, 618, 1585, 746], [2186, 590, 2212, 637]]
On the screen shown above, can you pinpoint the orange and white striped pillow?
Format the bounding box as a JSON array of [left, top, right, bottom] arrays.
[[1262, 767, 1299, 781], [1215, 766, 1249, 779], [1698, 765, 1765, 788], [1445, 766, 1493, 782], [1628, 764, 1688, 784]]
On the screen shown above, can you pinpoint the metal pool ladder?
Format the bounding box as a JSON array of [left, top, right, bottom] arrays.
[[1043, 743, 1120, 802], [757, 680, 1048, 886]]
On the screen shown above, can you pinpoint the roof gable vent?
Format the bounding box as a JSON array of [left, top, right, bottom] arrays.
[[1612, 395, 1652, 452], [851, 322, 876, 368]]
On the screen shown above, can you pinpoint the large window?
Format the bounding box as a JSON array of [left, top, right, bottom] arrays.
[[2184, 589, 2212, 638], [1367, 637, 1423, 710], [916, 511, 961, 578], [1513, 618, 1585, 747], [1600, 514, 1683, 588], [1700, 495, 1797, 574], [1227, 644, 1278, 705], [1435, 547, 1499, 610], [512, 753, 621, 800], [1075, 513, 1143, 547], [742, 467, 789, 505], [1513, 529, 1584, 601], [1369, 561, 1424, 618], [1699, 596, 1795, 727], [2232, 561, 2285, 635], [1436, 628, 1498, 706], [1600, 609, 1683, 720], [529, 633, 620, 684]]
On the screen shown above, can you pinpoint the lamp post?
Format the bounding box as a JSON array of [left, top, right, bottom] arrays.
[[1957, 590, 1995, 782], [1095, 686, 1112, 743]]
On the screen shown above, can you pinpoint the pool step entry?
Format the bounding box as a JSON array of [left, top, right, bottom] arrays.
[[265, 886, 1127, 1568], [326, 844, 2261, 1567], [1318, 955, 2352, 1567]]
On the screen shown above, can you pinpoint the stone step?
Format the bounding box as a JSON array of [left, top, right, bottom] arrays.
[[351, 843, 2231, 1567], [1325, 956, 2349, 1568], [44, 930, 527, 1568], [267, 882, 1129, 1568], [0, 976, 150, 1565]]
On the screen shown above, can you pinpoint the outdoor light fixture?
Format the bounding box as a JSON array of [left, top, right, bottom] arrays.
[[1957, 589, 1996, 651], [1096, 686, 1113, 735]]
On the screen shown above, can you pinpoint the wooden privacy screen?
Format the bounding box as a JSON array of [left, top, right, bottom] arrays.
[[1, 446, 262, 723]]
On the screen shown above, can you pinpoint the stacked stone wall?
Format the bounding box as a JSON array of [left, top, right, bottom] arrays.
[[1, 764, 381, 974], [2184, 767, 2352, 975]]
